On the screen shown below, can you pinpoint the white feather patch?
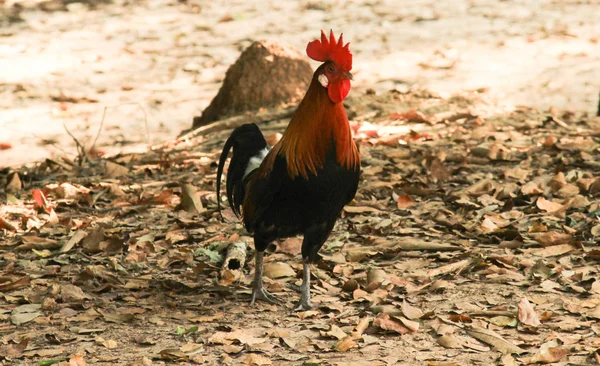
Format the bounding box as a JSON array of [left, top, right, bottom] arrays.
[[318, 74, 329, 88], [243, 147, 270, 179]]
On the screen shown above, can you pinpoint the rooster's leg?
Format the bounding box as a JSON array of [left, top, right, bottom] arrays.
[[295, 220, 336, 311], [294, 261, 312, 311], [250, 250, 278, 305]]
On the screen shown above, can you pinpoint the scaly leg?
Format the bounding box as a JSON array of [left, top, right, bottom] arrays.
[[297, 220, 337, 311], [250, 250, 278, 305], [294, 261, 312, 311]]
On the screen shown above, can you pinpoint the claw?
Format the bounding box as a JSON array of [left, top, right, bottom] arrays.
[[294, 298, 312, 311], [250, 285, 279, 305], [249, 250, 279, 306], [286, 283, 302, 292]]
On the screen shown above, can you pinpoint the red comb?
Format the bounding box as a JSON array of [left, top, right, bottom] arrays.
[[306, 30, 352, 72]]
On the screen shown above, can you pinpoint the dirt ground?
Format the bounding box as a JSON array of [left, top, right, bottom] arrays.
[[1, 1, 600, 366], [1, 0, 599, 167], [1, 88, 600, 365]]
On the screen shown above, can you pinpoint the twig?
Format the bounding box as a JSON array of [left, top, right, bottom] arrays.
[[91, 106, 108, 151], [63, 123, 91, 166], [91, 103, 150, 152], [469, 310, 517, 317]]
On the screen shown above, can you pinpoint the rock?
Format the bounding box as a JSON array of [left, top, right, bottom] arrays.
[[192, 40, 313, 128]]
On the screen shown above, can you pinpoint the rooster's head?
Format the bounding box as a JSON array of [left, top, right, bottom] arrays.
[[306, 30, 353, 104]]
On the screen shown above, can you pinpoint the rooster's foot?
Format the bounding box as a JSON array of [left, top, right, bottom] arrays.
[[293, 297, 313, 311], [250, 286, 279, 305]]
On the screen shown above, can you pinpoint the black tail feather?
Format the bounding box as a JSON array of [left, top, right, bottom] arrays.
[[216, 134, 235, 221], [216, 123, 268, 220]]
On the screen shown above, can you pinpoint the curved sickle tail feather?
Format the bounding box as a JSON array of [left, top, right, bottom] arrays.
[[216, 123, 269, 221]]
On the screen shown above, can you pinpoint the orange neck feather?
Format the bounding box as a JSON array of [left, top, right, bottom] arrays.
[[276, 74, 359, 179]]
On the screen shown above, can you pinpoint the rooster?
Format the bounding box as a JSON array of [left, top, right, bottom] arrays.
[[216, 30, 359, 310]]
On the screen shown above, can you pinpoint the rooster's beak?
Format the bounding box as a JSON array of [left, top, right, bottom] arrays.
[[345, 72, 353, 80]]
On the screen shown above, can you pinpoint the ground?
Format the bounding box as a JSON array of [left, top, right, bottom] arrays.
[[1, 1, 600, 366], [1, 0, 599, 166]]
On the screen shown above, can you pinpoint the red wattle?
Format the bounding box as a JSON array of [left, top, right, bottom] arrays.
[[328, 79, 351, 103]]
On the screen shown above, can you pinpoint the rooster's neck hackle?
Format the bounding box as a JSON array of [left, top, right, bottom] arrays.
[[277, 73, 359, 179]]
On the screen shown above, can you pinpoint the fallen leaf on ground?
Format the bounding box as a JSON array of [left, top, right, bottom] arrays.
[[335, 336, 357, 352], [373, 313, 409, 334], [263, 262, 295, 279], [536, 197, 563, 213], [177, 183, 204, 213], [437, 335, 463, 349], [397, 194, 415, 209], [244, 353, 272, 365], [466, 326, 524, 354], [104, 161, 129, 178], [517, 298, 541, 327], [521, 341, 569, 364]]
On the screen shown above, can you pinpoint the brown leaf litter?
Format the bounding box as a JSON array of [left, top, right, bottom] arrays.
[[0, 89, 599, 365]]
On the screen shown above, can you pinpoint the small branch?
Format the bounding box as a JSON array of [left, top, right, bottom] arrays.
[[91, 103, 150, 152], [469, 310, 517, 317], [63, 123, 91, 166], [91, 106, 108, 151]]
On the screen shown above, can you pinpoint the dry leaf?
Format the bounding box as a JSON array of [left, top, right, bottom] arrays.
[[367, 267, 388, 287], [591, 224, 600, 236], [396, 316, 420, 332], [5, 172, 22, 193], [489, 316, 517, 327], [61, 230, 88, 253], [397, 194, 415, 209], [517, 298, 541, 327], [11, 311, 41, 325], [96, 337, 118, 349], [60, 284, 90, 302], [223, 344, 243, 354], [0, 276, 31, 292], [466, 326, 524, 354], [82, 227, 105, 253], [244, 353, 272, 365], [351, 316, 371, 339], [159, 349, 189, 362], [178, 183, 204, 213], [522, 342, 569, 364], [0, 338, 28, 359], [429, 157, 449, 182], [0, 218, 18, 231], [32, 189, 49, 212], [437, 335, 463, 349], [536, 197, 563, 213], [521, 181, 542, 195], [322, 325, 347, 340], [533, 231, 572, 246], [263, 262, 295, 279], [373, 313, 409, 334], [344, 205, 382, 214], [104, 161, 129, 178], [402, 300, 424, 320], [501, 354, 517, 366], [335, 336, 357, 352], [69, 354, 87, 366], [428, 259, 470, 277], [531, 244, 578, 257]]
